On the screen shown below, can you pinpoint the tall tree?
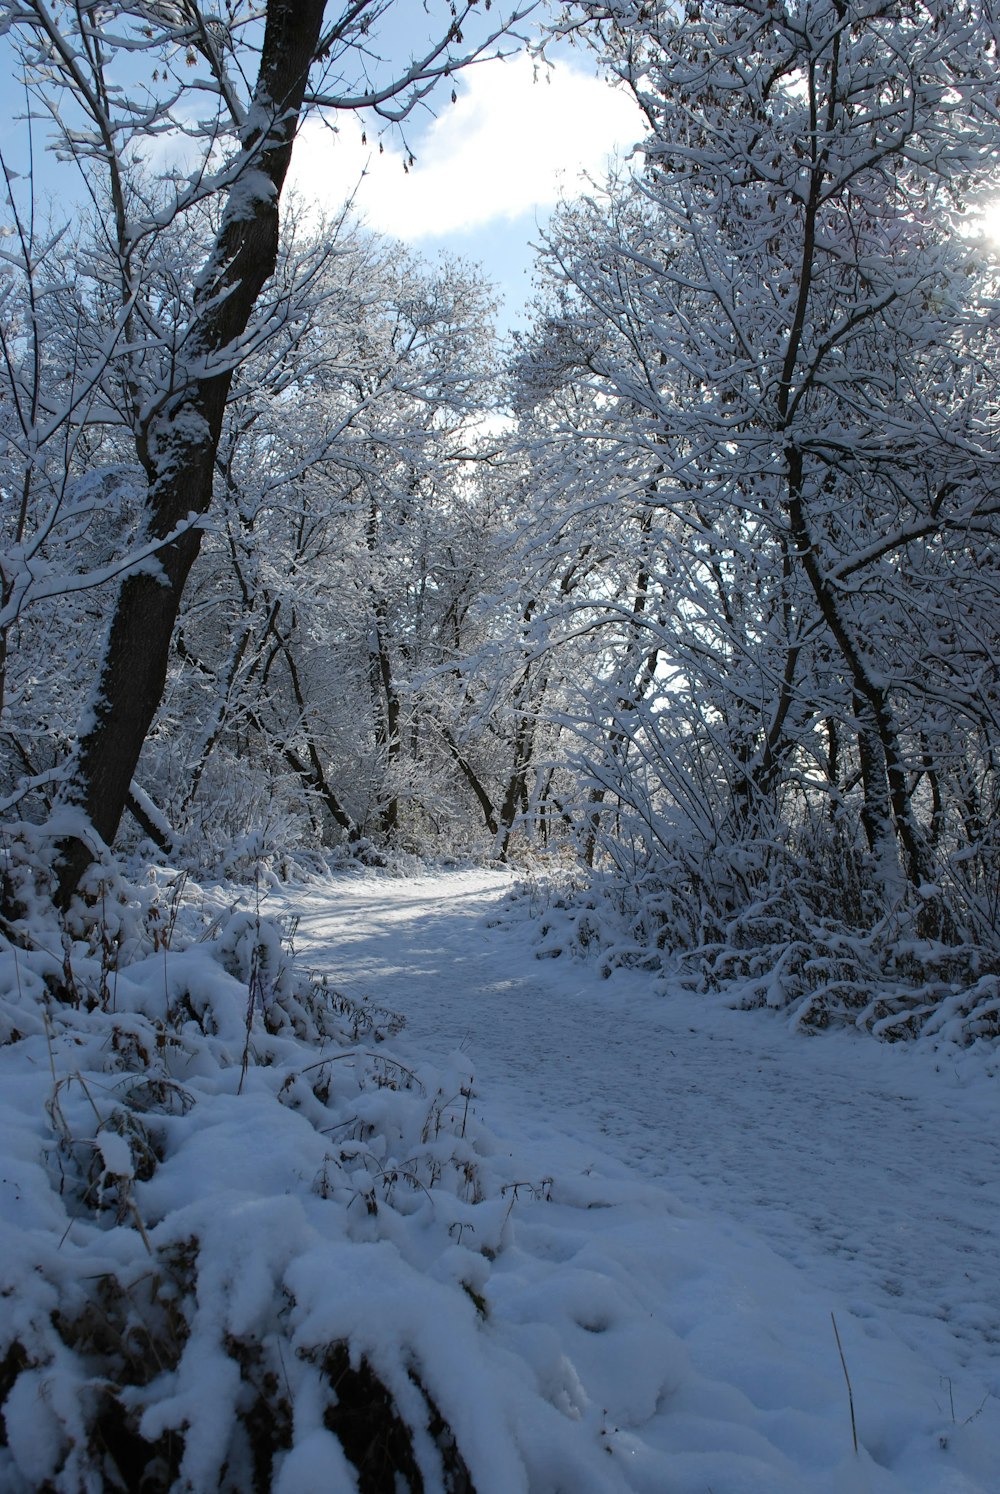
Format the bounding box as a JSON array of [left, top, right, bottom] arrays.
[[526, 0, 1000, 929], [0, 0, 531, 908], [163, 235, 504, 856]]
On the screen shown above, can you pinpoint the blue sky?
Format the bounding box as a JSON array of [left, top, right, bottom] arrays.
[[3, 3, 998, 333], [0, 8, 642, 337]]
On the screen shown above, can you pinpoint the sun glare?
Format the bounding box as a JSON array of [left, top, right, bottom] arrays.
[[980, 198, 1000, 247]]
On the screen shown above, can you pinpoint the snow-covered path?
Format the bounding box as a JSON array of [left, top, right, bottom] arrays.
[[287, 868, 1000, 1489]]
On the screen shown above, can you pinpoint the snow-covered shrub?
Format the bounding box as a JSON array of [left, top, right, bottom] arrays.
[[0, 874, 547, 1491], [502, 848, 1000, 1048]]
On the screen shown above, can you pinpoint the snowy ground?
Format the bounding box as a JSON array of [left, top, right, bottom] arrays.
[[284, 866, 1000, 1494]]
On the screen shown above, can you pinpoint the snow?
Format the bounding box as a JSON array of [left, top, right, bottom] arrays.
[[284, 867, 1000, 1492], [1, 865, 997, 1491]]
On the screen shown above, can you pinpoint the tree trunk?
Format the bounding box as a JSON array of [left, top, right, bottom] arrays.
[[786, 460, 931, 901], [53, 1, 326, 908], [440, 725, 500, 839], [371, 604, 401, 838], [853, 696, 904, 907]]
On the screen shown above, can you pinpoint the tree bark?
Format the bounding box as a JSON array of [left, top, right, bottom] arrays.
[[786, 460, 931, 900], [371, 603, 401, 837], [440, 725, 500, 839], [53, 1, 326, 908]]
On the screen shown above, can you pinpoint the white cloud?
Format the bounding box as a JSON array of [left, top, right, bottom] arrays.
[[286, 54, 642, 241]]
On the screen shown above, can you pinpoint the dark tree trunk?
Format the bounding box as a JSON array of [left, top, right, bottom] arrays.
[[372, 604, 401, 837], [53, 1, 327, 908], [440, 725, 500, 839], [786, 460, 931, 900]]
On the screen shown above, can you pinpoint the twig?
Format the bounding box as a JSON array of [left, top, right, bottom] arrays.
[[129, 1199, 154, 1256], [831, 1312, 859, 1456]]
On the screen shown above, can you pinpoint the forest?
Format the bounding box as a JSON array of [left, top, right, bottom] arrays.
[[0, 2, 998, 1490]]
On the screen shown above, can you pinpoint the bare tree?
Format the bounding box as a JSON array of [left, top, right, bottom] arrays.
[[0, 0, 532, 908], [518, 0, 1000, 940]]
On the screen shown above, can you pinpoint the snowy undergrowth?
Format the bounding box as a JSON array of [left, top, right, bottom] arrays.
[[0, 866, 636, 1492], [4, 863, 998, 1492], [502, 869, 1000, 1048]]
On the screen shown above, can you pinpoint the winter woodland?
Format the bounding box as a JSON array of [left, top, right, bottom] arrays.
[[0, 2, 998, 1489]]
